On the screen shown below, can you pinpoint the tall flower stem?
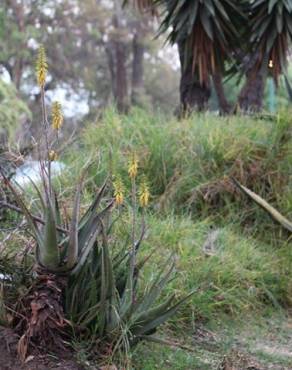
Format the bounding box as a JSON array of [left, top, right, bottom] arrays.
[[40, 84, 52, 196], [130, 176, 137, 281]]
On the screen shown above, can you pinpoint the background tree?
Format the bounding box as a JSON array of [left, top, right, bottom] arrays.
[[128, 0, 292, 113], [238, 0, 292, 112], [0, 0, 180, 140], [128, 0, 245, 113]]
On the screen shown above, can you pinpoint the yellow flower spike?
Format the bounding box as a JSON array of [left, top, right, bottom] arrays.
[[51, 101, 64, 130], [113, 176, 125, 206], [36, 46, 48, 88], [49, 150, 58, 161], [139, 177, 150, 208], [128, 153, 139, 179]]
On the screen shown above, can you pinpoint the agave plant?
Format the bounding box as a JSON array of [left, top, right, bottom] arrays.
[[0, 47, 193, 363], [0, 166, 113, 355], [233, 178, 292, 233]]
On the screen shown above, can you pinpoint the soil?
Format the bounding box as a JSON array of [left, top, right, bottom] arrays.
[[0, 328, 84, 370]]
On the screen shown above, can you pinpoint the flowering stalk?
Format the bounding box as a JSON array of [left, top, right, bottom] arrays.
[[139, 176, 150, 230], [113, 176, 125, 207], [51, 101, 63, 142], [128, 153, 139, 295], [36, 46, 51, 195]]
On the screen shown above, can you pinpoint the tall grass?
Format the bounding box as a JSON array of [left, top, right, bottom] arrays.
[[65, 108, 291, 243], [113, 213, 292, 323], [3, 108, 291, 328]]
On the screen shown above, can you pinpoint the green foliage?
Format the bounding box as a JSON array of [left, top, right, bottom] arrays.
[[0, 167, 112, 274], [66, 223, 193, 352], [1, 155, 191, 360], [108, 211, 291, 325], [69, 108, 291, 230], [0, 80, 31, 143], [59, 108, 292, 326]]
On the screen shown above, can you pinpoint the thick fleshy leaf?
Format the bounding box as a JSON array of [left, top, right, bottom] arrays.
[[67, 176, 83, 269], [135, 258, 175, 315], [78, 181, 108, 252], [98, 222, 120, 335], [40, 199, 60, 270], [130, 290, 195, 337], [0, 170, 43, 247]]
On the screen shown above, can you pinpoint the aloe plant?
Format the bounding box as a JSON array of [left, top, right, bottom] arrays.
[[67, 224, 194, 351], [0, 47, 193, 363], [233, 178, 292, 233], [1, 161, 193, 361]]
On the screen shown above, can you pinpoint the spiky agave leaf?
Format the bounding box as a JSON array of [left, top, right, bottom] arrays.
[[70, 200, 114, 276], [40, 198, 60, 270], [98, 222, 120, 336], [77, 180, 108, 250], [66, 174, 84, 269], [0, 170, 44, 250], [233, 178, 292, 233], [134, 257, 175, 316], [249, 0, 292, 82], [129, 290, 195, 339]]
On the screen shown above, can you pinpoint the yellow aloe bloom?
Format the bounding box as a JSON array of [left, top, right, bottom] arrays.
[[128, 153, 138, 179], [36, 46, 48, 88], [49, 150, 58, 161], [113, 177, 125, 206], [52, 101, 63, 130], [139, 178, 150, 208]]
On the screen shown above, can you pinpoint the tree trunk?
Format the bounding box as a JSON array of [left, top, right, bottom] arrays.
[[114, 39, 129, 113], [212, 72, 232, 114], [178, 41, 211, 115], [238, 72, 265, 112], [111, 0, 129, 114], [237, 51, 266, 113], [10, 0, 25, 90], [131, 32, 145, 106]]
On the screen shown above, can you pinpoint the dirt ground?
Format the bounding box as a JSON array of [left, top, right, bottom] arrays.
[[0, 328, 83, 370], [1, 315, 292, 370]]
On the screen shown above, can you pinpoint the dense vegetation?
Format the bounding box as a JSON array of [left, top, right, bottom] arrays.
[[0, 0, 291, 369], [2, 106, 290, 368]]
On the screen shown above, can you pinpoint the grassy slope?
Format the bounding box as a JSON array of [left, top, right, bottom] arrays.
[[60, 109, 292, 368], [70, 108, 291, 223]]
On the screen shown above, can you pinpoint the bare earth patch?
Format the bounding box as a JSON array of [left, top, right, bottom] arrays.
[[0, 328, 83, 370], [191, 315, 292, 370]]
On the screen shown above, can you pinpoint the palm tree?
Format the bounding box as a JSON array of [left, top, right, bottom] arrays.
[[127, 0, 292, 114], [238, 0, 292, 112], [127, 0, 244, 113]]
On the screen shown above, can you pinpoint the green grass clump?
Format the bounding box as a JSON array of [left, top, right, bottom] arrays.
[[112, 213, 292, 322], [67, 108, 291, 228], [57, 107, 292, 322]]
